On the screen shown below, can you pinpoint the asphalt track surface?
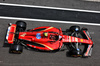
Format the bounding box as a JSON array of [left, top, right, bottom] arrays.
[[1, 0, 100, 11], [0, 19, 100, 66], [0, 5, 100, 23], [0, 1, 100, 66]]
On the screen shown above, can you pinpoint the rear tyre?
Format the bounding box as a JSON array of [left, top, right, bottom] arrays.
[[69, 49, 82, 57], [9, 44, 23, 54], [16, 21, 27, 32], [69, 25, 80, 32], [67, 26, 82, 57]]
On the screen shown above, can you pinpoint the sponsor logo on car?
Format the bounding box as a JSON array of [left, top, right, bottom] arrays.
[[20, 33, 26, 37], [36, 33, 41, 39]]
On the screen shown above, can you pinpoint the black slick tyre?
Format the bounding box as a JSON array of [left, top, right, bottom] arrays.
[[9, 44, 23, 54], [16, 21, 27, 32], [69, 49, 82, 57], [70, 26, 80, 32]]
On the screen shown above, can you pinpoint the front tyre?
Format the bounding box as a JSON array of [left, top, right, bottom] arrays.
[[9, 44, 23, 54], [16, 21, 27, 32]]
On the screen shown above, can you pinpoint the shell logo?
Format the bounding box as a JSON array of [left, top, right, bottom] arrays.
[[81, 39, 83, 42]]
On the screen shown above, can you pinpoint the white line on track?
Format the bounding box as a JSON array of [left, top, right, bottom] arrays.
[[0, 16, 100, 26], [0, 3, 100, 13], [0, 3, 100, 26], [85, 0, 100, 2]]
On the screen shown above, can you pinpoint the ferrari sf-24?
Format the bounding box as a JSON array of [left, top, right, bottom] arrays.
[[4, 21, 94, 58]]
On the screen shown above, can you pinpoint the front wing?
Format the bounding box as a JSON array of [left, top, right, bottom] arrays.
[[3, 24, 16, 47]]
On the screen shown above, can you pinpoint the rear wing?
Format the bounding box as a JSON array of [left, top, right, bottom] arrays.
[[5, 24, 17, 45], [81, 30, 94, 57]]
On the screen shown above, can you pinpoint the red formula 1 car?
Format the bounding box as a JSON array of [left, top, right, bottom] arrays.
[[4, 21, 94, 58]]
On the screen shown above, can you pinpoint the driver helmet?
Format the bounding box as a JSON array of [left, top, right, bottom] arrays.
[[43, 32, 48, 37]]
